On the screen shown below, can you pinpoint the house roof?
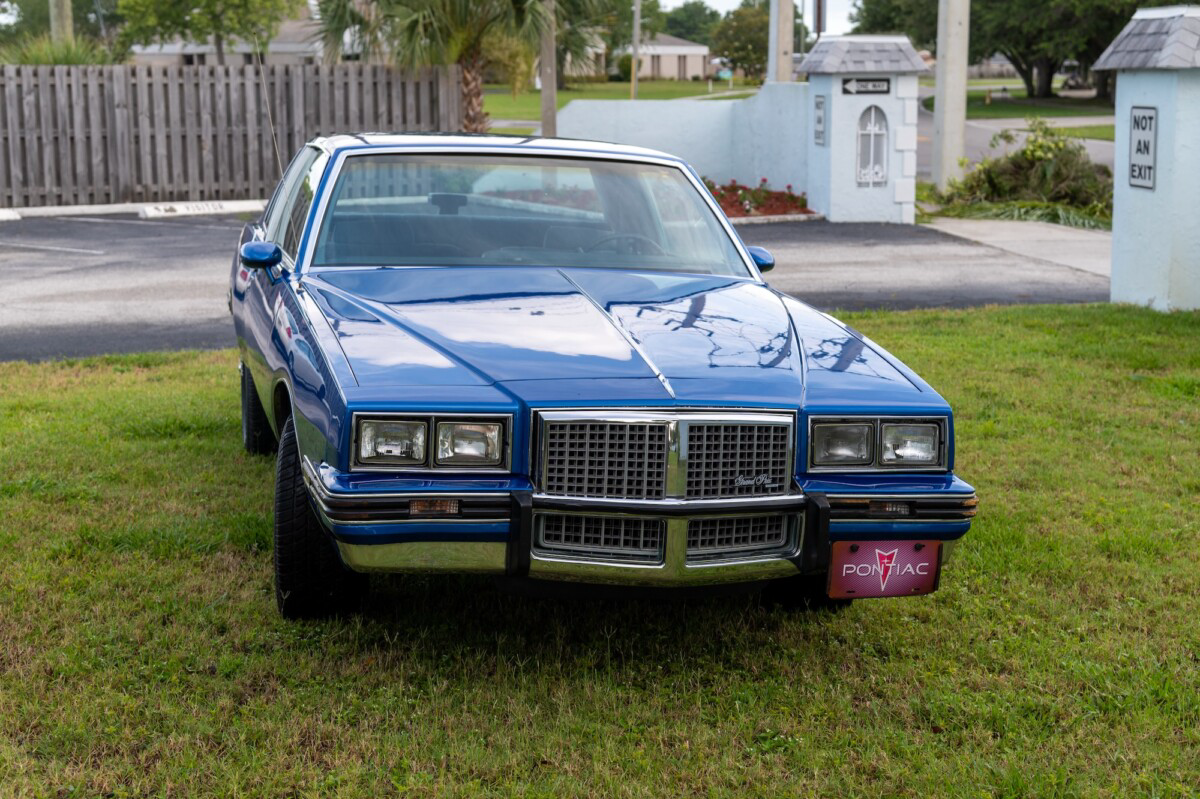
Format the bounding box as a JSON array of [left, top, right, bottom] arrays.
[[1094, 6, 1200, 70], [797, 34, 928, 75], [621, 32, 709, 53]]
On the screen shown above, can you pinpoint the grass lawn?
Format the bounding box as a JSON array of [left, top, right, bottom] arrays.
[[484, 80, 750, 120], [1053, 124, 1116, 141], [2, 304, 1199, 796], [923, 89, 1114, 120]]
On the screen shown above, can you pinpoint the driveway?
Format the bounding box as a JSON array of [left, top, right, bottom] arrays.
[[0, 215, 1108, 362], [916, 88, 1115, 179]]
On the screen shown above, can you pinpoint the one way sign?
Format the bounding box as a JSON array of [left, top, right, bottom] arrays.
[[842, 78, 890, 95]]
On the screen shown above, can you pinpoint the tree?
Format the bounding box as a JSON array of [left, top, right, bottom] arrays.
[[852, 0, 1176, 100], [712, 1, 768, 82], [0, 0, 123, 44], [117, 0, 300, 65], [665, 0, 719, 46], [316, 0, 548, 133], [850, 0, 937, 49], [600, 0, 663, 54], [554, 0, 610, 88]]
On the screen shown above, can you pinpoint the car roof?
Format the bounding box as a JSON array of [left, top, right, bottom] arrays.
[[311, 132, 685, 164]]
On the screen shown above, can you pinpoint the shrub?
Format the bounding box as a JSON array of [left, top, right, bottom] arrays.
[[938, 118, 1113, 227], [616, 54, 633, 82], [0, 35, 117, 65]]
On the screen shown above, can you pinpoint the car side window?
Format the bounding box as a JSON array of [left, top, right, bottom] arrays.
[[280, 153, 329, 261], [264, 147, 319, 245]]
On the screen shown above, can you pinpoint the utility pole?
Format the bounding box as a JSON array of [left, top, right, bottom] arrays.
[[631, 0, 642, 99], [932, 0, 970, 189], [540, 0, 558, 137], [49, 0, 75, 45], [767, 0, 795, 83]]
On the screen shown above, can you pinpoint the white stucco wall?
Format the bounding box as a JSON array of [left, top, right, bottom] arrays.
[[1111, 69, 1200, 310], [558, 76, 918, 223], [558, 83, 808, 198]]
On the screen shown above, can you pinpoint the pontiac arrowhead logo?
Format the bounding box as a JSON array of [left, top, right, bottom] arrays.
[[875, 548, 898, 591]]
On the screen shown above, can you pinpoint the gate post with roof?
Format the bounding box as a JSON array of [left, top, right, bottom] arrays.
[[1095, 6, 1200, 310], [798, 35, 928, 223]]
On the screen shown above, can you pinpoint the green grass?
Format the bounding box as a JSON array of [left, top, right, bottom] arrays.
[[488, 126, 536, 136], [937, 200, 1112, 230], [2, 304, 1199, 796], [923, 89, 1114, 120], [484, 80, 751, 120], [1053, 124, 1116, 141]]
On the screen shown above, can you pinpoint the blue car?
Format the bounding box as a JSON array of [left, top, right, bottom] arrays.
[[231, 134, 976, 618]]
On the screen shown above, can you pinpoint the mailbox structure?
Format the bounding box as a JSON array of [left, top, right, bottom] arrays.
[[1096, 6, 1200, 310], [799, 35, 928, 223]]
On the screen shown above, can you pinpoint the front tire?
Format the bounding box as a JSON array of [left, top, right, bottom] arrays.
[[240, 364, 276, 455], [763, 574, 852, 613], [273, 417, 367, 618]]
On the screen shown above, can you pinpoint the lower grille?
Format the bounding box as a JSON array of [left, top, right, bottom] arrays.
[[536, 514, 664, 562], [687, 515, 791, 560]]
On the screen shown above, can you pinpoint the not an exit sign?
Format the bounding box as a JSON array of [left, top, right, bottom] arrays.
[[1129, 106, 1157, 190]]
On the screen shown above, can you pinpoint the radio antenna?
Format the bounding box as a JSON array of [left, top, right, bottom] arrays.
[[255, 35, 285, 179]]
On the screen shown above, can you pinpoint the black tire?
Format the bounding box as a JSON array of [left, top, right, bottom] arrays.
[[273, 417, 367, 619], [762, 574, 853, 613], [240, 364, 277, 456]]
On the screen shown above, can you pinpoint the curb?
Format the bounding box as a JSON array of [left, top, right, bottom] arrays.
[[729, 212, 824, 225], [1, 199, 267, 220]]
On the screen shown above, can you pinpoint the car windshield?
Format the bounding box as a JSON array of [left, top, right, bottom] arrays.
[[310, 153, 750, 277]]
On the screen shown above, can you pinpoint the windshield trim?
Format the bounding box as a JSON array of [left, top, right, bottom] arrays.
[[296, 146, 761, 282]]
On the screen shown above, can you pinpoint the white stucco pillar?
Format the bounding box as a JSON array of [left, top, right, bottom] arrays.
[[1096, 6, 1200, 310], [799, 35, 927, 223]]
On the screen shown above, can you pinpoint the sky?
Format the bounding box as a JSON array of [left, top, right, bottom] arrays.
[[661, 0, 856, 35]]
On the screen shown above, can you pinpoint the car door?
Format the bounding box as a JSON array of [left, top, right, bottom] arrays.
[[240, 147, 327, 414]]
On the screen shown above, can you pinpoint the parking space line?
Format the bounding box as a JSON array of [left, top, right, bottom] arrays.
[[58, 216, 242, 231], [0, 241, 105, 254]]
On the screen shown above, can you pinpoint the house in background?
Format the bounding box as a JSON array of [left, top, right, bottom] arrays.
[[620, 34, 712, 80], [129, 7, 322, 66]]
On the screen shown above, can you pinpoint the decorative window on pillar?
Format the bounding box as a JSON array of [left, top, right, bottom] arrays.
[[856, 105, 888, 187]]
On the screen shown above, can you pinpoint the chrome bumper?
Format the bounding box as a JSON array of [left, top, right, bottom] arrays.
[[304, 459, 973, 587]]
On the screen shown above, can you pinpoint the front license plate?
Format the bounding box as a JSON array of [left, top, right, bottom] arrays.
[[827, 540, 941, 599]]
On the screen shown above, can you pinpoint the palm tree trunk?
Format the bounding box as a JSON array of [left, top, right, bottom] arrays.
[[460, 53, 488, 133]]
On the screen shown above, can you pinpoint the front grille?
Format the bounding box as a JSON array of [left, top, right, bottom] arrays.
[[687, 515, 790, 559], [542, 421, 668, 499], [685, 423, 791, 498], [536, 514, 664, 562]]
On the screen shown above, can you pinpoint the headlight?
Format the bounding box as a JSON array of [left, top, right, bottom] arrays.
[[358, 419, 426, 466], [436, 422, 503, 466], [880, 423, 940, 466], [811, 422, 873, 466]]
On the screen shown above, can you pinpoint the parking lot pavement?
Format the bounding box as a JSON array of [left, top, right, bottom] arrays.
[[0, 215, 1109, 362], [0, 214, 244, 361], [747, 222, 1109, 311]]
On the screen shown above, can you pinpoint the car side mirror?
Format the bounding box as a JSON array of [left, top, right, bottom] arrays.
[[240, 241, 283, 270], [746, 246, 775, 273]]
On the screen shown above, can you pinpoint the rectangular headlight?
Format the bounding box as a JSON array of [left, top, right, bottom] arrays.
[[811, 422, 873, 466], [358, 419, 427, 466], [880, 423, 941, 466], [436, 422, 503, 466]]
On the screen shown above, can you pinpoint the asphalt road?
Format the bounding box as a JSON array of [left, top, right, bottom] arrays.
[[0, 215, 1108, 362]]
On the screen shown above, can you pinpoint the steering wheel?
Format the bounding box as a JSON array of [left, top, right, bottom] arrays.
[[584, 233, 667, 256]]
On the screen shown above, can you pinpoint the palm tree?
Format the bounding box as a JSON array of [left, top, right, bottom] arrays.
[[317, 0, 548, 133]]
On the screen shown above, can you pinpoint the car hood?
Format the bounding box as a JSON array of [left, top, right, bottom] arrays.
[[308, 267, 930, 407]]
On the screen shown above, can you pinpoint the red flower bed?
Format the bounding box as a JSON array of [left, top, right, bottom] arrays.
[[704, 177, 812, 218]]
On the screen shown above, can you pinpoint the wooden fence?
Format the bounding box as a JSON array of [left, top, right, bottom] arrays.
[[0, 63, 463, 208]]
